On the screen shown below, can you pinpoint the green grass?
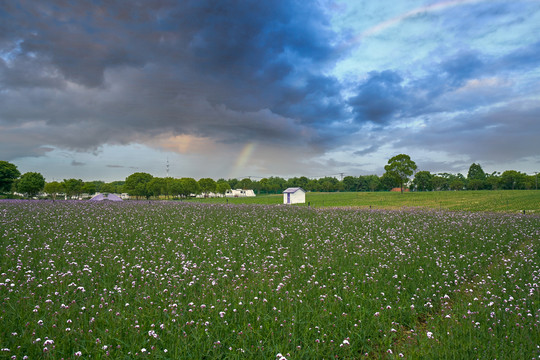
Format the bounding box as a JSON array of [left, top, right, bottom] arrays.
[[186, 190, 540, 212]]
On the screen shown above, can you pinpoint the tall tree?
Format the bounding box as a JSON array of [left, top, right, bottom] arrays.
[[63, 179, 84, 198], [44, 181, 64, 200], [167, 178, 182, 198], [365, 175, 380, 192], [467, 163, 486, 180], [500, 170, 526, 190], [216, 180, 231, 195], [467, 163, 486, 190], [379, 172, 399, 191], [180, 178, 200, 197], [342, 176, 359, 192], [148, 177, 168, 198], [198, 178, 217, 196], [485, 172, 501, 190], [412, 171, 433, 191], [238, 178, 253, 190], [384, 154, 417, 193], [0, 160, 21, 193], [81, 182, 97, 195], [125, 172, 153, 199], [17, 172, 45, 197]]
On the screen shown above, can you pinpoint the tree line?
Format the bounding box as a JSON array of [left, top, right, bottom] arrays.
[[0, 156, 538, 199]]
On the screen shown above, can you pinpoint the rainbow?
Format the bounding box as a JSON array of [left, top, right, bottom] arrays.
[[229, 142, 256, 178], [347, 0, 487, 45]]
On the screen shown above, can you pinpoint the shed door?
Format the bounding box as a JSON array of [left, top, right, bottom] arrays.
[[287, 193, 291, 204]]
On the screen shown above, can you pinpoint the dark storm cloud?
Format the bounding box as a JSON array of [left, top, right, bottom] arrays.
[[348, 70, 409, 124], [1, 0, 539, 174], [0, 0, 345, 159]]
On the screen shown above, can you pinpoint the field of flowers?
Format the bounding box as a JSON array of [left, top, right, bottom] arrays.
[[1, 200, 539, 359]]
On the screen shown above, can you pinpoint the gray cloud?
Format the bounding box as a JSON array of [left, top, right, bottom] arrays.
[[1, 0, 539, 177], [0, 0, 346, 160], [395, 99, 540, 164]]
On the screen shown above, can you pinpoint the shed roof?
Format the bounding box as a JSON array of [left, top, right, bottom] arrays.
[[283, 187, 305, 194]]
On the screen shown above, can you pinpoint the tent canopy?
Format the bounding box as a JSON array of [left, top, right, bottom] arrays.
[[89, 193, 123, 201]]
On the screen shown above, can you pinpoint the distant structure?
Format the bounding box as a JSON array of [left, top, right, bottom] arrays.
[[89, 193, 123, 201], [225, 189, 256, 197], [283, 187, 306, 204], [390, 188, 410, 192]]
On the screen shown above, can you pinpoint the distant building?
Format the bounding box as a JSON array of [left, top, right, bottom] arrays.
[[390, 188, 410, 192], [196, 192, 224, 198], [283, 187, 306, 204], [225, 189, 256, 197]]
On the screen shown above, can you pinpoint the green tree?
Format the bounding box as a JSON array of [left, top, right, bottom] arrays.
[[365, 175, 380, 192], [169, 178, 184, 198], [63, 179, 84, 198], [467, 163, 486, 190], [148, 177, 167, 198], [379, 172, 399, 191], [431, 176, 448, 191], [485, 172, 501, 190], [238, 178, 253, 190], [306, 179, 320, 192], [180, 178, 200, 197], [342, 176, 359, 192], [81, 182, 97, 195], [450, 179, 465, 191], [384, 154, 417, 193], [100, 183, 115, 194], [198, 178, 217, 196], [267, 177, 287, 193], [44, 181, 64, 200], [500, 170, 526, 190], [17, 172, 45, 197], [412, 171, 433, 191], [90, 181, 105, 193], [227, 178, 239, 189], [125, 172, 153, 199], [286, 176, 309, 189], [467, 163, 486, 180], [317, 177, 341, 192], [109, 181, 125, 193], [467, 179, 484, 190], [216, 180, 231, 195], [0, 160, 21, 193]]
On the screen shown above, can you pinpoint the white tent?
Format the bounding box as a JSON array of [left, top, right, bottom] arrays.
[[89, 193, 123, 201]]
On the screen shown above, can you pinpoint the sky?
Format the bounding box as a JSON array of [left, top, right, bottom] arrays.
[[1, 0, 539, 182]]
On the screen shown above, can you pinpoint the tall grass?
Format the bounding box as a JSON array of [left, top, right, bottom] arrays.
[[189, 190, 540, 212], [1, 200, 539, 359]]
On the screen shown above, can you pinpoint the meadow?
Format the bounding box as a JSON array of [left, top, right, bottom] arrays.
[[1, 200, 539, 359], [188, 190, 540, 213]]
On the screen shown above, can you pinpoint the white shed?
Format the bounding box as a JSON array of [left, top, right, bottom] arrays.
[[283, 187, 306, 204]]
